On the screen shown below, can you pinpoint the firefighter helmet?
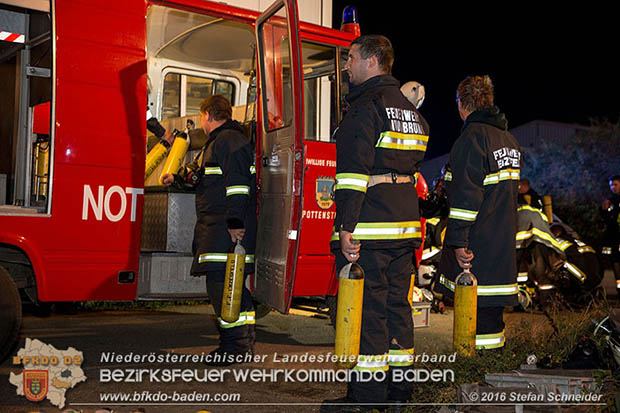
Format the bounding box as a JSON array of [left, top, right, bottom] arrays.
[[401, 81, 425, 109]]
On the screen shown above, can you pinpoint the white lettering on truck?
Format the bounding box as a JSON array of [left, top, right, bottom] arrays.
[[82, 185, 144, 222]]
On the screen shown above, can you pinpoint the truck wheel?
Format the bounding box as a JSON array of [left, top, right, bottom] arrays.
[[0, 265, 22, 362], [326, 295, 337, 328]]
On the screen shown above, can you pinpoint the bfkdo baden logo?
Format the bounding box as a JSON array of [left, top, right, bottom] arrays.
[[10, 338, 86, 409], [24, 370, 49, 402]]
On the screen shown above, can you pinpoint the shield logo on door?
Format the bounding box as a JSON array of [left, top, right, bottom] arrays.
[[316, 176, 335, 210], [24, 370, 49, 402]]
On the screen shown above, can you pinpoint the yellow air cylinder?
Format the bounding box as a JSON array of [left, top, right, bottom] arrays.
[[543, 195, 553, 223], [335, 262, 365, 369], [221, 241, 246, 323], [453, 267, 478, 357], [523, 194, 531, 206], [35, 142, 49, 197], [159, 133, 190, 185], [144, 141, 169, 181]]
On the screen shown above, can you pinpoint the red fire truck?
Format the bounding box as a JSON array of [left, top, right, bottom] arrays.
[[0, 0, 426, 360]]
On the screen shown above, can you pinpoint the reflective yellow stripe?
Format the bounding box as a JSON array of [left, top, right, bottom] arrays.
[[558, 240, 573, 251], [377, 131, 429, 151], [204, 167, 223, 175], [353, 354, 389, 372], [218, 311, 256, 328], [517, 205, 549, 222], [516, 227, 563, 250], [226, 185, 250, 196], [483, 168, 520, 185], [578, 246, 595, 254], [449, 207, 478, 222], [444, 171, 452, 182], [250, 165, 256, 174], [335, 173, 369, 193], [476, 330, 505, 349], [563, 262, 586, 283], [439, 275, 518, 296], [330, 221, 421, 241], [388, 348, 414, 367], [199, 253, 254, 264], [477, 284, 519, 296]]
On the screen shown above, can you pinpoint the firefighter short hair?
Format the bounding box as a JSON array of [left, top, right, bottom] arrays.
[[200, 95, 232, 121], [457, 75, 495, 112], [609, 174, 620, 183], [351, 34, 394, 74]]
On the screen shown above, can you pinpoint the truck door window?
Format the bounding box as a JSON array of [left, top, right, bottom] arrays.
[[260, 8, 292, 131], [301, 42, 337, 142]]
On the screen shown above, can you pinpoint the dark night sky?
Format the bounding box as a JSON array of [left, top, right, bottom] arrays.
[[331, 3, 619, 159]]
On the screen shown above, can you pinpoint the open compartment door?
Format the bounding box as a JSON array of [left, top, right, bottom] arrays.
[[253, 0, 303, 313]]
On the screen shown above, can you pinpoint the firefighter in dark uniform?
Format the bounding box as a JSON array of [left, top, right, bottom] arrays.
[[601, 175, 620, 294], [162, 95, 256, 365], [434, 75, 520, 351], [551, 224, 603, 301], [518, 177, 544, 210], [515, 203, 566, 306], [323, 35, 429, 411]]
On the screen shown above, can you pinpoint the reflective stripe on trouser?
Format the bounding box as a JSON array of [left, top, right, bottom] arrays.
[[218, 311, 256, 329], [439, 275, 518, 297], [475, 306, 505, 350], [198, 253, 255, 264], [205, 276, 254, 353], [336, 247, 414, 404], [387, 347, 414, 367], [476, 330, 506, 349]]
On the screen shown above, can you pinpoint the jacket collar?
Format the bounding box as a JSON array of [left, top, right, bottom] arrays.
[[462, 106, 508, 132], [346, 74, 400, 103]]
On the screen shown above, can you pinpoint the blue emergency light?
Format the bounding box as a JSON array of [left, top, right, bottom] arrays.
[[342, 6, 358, 25], [340, 6, 360, 36]]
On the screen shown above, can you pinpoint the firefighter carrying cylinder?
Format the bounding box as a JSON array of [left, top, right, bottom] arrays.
[[453, 267, 478, 356], [221, 241, 246, 323], [335, 261, 364, 369]]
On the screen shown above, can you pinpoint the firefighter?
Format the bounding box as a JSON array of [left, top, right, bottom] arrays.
[[162, 95, 256, 366], [518, 177, 544, 211], [515, 203, 566, 307], [323, 35, 429, 411], [551, 224, 603, 304], [601, 174, 620, 295], [434, 75, 520, 352]]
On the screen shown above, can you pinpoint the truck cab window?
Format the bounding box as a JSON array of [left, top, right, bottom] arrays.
[[161, 72, 235, 120]]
